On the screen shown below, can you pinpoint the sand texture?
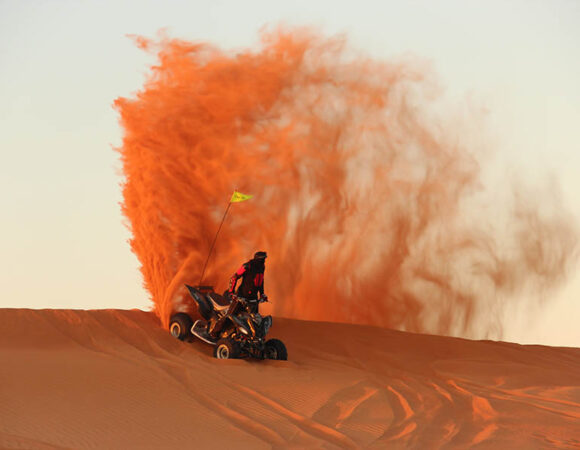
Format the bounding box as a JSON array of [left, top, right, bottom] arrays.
[[1, 309, 579, 449]]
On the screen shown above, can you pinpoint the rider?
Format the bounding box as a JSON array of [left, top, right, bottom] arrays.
[[207, 251, 268, 338], [228, 251, 267, 302]]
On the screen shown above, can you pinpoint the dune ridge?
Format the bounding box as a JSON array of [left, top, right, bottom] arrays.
[[1, 308, 579, 449]]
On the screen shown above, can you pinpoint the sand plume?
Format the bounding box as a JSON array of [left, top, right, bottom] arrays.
[[115, 28, 577, 335]]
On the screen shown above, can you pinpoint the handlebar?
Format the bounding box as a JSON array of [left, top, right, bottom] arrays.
[[232, 295, 267, 304]]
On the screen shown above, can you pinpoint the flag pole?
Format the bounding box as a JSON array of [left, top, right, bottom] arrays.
[[198, 199, 232, 286]]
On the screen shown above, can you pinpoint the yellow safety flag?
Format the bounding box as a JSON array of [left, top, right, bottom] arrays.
[[230, 190, 253, 203]]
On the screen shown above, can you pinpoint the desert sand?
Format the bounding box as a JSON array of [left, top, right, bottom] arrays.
[[1, 309, 579, 449]]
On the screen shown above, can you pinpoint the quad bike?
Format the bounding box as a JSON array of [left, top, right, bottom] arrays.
[[169, 285, 287, 360]]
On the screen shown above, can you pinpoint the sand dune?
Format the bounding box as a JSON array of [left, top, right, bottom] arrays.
[[1, 309, 579, 449]]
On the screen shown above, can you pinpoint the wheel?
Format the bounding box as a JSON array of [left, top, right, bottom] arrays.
[[263, 338, 287, 360], [169, 313, 193, 341], [214, 338, 240, 359]]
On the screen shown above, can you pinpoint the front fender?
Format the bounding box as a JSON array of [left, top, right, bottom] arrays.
[[229, 314, 253, 337]]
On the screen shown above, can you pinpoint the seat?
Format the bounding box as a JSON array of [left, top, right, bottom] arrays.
[[208, 292, 231, 312]]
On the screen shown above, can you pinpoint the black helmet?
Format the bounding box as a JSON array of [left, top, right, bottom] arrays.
[[253, 251, 267, 260]]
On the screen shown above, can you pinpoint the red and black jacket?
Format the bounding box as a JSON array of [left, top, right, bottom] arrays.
[[229, 259, 265, 300]]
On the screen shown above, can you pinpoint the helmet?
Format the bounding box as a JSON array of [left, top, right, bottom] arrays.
[[253, 251, 267, 260]]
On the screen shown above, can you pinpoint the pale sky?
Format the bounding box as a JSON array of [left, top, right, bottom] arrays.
[[1, 0, 579, 346]]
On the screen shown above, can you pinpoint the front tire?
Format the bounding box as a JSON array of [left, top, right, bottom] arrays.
[[169, 313, 193, 341], [263, 338, 287, 360], [214, 338, 240, 359]]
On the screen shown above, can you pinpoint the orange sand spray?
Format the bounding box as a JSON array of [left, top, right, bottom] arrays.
[[115, 29, 577, 336]]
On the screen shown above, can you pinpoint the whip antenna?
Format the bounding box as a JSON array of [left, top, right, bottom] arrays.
[[198, 190, 253, 285]]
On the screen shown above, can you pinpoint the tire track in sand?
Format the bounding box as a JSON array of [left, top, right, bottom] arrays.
[[231, 383, 359, 449]]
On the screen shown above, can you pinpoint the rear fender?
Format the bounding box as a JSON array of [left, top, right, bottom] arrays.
[[185, 284, 213, 320]]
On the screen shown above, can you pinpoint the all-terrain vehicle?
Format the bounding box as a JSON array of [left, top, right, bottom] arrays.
[[169, 285, 287, 360]]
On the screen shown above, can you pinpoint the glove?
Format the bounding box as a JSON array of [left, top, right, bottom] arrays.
[[260, 295, 269, 303]]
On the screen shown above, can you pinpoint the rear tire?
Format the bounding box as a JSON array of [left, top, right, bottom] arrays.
[[263, 338, 287, 360], [214, 338, 240, 359], [169, 313, 193, 341]]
